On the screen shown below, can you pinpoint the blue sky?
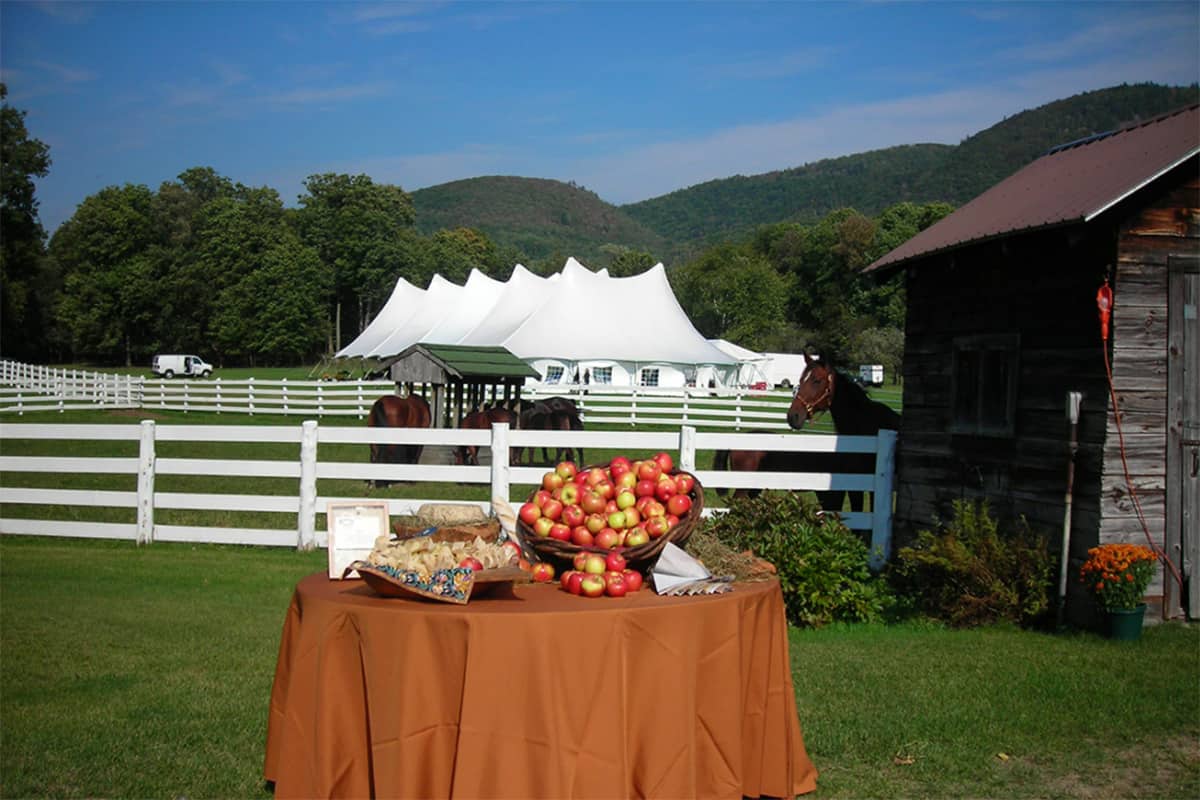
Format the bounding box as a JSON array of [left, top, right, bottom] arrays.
[[3, 1, 1198, 234]]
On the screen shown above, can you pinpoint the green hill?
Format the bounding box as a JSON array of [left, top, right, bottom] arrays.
[[410, 176, 667, 268], [411, 83, 1198, 266]]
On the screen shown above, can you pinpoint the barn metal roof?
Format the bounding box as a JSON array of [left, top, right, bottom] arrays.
[[388, 343, 540, 380], [866, 104, 1200, 274]]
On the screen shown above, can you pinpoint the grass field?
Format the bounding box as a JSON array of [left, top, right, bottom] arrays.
[[1, 536, 1196, 798]]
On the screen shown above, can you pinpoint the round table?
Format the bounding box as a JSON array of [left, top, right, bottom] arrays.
[[264, 572, 817, 799]]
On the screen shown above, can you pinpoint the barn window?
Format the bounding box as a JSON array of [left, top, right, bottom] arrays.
[[544, 365, 564, 384], [951, 334, 1019, 437], [592, 367, 612, 384], [640, 368, 660, 387]]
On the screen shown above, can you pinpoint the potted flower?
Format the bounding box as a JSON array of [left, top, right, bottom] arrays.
[[1079, 543, 1158, 639]]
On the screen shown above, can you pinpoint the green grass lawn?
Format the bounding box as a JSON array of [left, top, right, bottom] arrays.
[[1, 536, 1196, 799]]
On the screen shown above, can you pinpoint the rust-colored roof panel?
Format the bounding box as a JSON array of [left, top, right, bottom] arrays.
[[866, 104, 1200, 273]]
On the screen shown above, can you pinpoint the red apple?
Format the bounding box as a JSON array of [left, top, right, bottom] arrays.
[[548, 522, 571, 541], [665, 513, 680, 529], [636, 461, 662, 481], [580, 490, 606, 514], [519, 502, 542, 526], [674, 473, 695, 494], [595, 479, 615, 499], [643, 500, 666, 518], [624, 527, 650, 547], [654, 476, 677, 502], [622, 569, 644, 592], [585, 512, 608, 534], [533, 489, 552, 508], [570, 526, 594, 547], [635, 478, 657, 498], [604, 573, 628, 598], [652, 452, 675, 474], [614, 471, 637, 491], [583, 553, 607, 575], [560, 569, 579, 590], [609, 456, 632, 477], [567, 572, 586, 595], [580, 574, 606, 598], [594, 528, 621, 549], [583, 467, 607, 487], [666, 494, 692, 516], [622, 507, 641, 527], [542, 471, 564, 491], [645, 517, 670, 539], [561, 504, 586, 527], [573, 551, 591, 571], [533, 517, 554, 537], [501, 540, 522, 563], [541, 498, 564, 521], [458, 556, 483, 572], [556, 461, 578, 480], [605, 551, 627, 573], [530, 562, 555, 583]]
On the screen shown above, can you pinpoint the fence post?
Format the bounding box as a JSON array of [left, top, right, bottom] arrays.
[[298, 420, 318, 550], [869, 429, 898, 570], [490, 422, 511, 511], [248, 377, 255, 415], [136, 420, 156, 545], [678, 425, 697, 473]]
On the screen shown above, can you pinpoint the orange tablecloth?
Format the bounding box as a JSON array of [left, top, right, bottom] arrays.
[[264, 572, 817, 799]]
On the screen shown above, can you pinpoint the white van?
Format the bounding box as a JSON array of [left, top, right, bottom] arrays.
[[152, 354, 214, 378]]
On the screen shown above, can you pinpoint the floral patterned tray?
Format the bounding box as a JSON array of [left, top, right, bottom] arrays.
[[344, 561, 529, 604]]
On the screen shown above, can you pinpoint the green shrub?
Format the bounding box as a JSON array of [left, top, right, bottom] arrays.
[[887, 499, 1053, 627], [699, 492, 889, 626]]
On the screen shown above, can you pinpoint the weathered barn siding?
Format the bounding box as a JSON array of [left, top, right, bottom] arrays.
[[1103, 172, 1200, 607], [893, 163, 1198, 620]]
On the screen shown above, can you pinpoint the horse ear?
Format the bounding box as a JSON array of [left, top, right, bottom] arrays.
[[803, 351, 815, 366]]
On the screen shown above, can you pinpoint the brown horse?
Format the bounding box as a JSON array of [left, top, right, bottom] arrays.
[[714, 354, 900, 512], [516, 397, 584, 465], [786, 353, 900, 512], [455, 406, 519, 466], [368, 394, 432, 487]]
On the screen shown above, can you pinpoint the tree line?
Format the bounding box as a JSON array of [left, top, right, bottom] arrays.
[[2, 83, 946, 374]]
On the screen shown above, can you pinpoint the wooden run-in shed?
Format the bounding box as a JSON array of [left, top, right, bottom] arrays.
[[382, 343, 541, 428], [866, 104, 1199, 623]]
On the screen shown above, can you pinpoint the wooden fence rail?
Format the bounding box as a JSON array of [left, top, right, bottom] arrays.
[[0, 421, 897, 567]]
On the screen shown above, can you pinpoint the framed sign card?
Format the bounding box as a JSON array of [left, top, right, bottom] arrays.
[[327, 501, 389, 579]]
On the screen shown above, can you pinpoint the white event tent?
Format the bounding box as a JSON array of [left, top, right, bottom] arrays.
[[337, 258, 740, 388]]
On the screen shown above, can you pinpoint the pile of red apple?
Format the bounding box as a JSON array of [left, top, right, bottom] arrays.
[[559, 549, 644, 597], [517, 451, 696, 552]]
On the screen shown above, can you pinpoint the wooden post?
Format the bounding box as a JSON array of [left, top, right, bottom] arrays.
[[490, 422, 511, 510], [678, 425, 697, 473], [870, 429, 898, 570], [298, 420, 318, 550], [136, 420, 156, 545]]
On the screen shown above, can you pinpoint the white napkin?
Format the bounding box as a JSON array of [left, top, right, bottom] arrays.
[[651, 542, 733, 595]]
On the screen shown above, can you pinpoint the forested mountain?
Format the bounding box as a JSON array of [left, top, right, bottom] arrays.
[[411, 176, 667, 270], [411, 84, 1198, 263]]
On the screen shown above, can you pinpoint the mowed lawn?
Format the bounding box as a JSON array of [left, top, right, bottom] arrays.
[[1, 535, 1197, 799]]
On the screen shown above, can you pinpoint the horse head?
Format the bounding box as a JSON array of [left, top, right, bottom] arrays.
[[786, 353, 835, 429]]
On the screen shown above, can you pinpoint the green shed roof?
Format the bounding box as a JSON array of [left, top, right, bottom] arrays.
[[391, 343, 540, 380]]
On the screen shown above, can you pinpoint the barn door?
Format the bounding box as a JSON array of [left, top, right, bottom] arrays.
[[1166, 253, 1199, 619]]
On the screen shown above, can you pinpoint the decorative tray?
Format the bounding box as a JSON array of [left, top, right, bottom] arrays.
[[344, 561, 529, 604]]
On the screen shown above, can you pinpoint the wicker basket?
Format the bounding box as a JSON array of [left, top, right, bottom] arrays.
[[515, 468, 704, 571]]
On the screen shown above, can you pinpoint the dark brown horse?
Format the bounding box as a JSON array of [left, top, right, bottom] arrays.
[[516, 396, 584, 465], [714, 354, 900, 512], [455, 406, 519, 466], [367, 394, 432, 486]]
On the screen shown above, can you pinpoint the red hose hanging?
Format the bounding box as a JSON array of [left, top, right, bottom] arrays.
[[1097, 279, 1184, 591]]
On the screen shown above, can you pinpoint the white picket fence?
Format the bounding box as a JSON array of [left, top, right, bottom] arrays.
[[0, 421, 897, 567], [0, 360, 798, 431]]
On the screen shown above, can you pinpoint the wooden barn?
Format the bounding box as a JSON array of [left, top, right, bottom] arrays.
[[383, 343, 539, 428], [866, 104, 1199, 622]]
